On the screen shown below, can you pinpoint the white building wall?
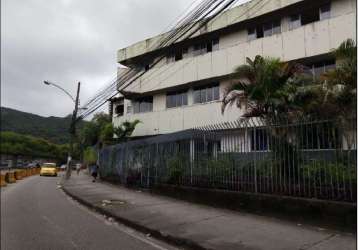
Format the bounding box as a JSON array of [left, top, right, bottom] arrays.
[[113, 0, 356, 137], [122, 3, 355, 94], [114, 80, 245, 136]]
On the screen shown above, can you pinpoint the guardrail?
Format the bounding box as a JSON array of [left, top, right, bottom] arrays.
[[0, 167, 41, 188]]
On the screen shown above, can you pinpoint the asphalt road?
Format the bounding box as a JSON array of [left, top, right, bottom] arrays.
[[1, 174, 179, 250]]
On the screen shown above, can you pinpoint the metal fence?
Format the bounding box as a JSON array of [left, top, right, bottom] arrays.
[[99, 116, 357, 202]]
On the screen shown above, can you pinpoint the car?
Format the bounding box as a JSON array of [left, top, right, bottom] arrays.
[[27, 162, 35, 168], [40, 163, 58, 177]]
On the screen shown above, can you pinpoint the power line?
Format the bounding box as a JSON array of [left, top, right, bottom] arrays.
[[78, 0, 254, 120]]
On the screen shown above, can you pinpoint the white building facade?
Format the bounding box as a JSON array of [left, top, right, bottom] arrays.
[[112, 0, 356, 138]]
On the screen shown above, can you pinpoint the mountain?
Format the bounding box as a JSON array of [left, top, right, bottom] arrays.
[[0, 107, 87, 144]]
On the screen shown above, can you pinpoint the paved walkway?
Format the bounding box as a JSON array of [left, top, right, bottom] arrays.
[[62, 173, 356, 250]]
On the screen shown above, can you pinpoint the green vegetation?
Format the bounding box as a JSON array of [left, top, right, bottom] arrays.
[[295, 39, 356, 120], [83, 147, 97, 165], [301, 161, 356, 183], [1, 107, 87, 144], [222, 39, 356, 122], [113, 119, 141, 142], [221, 55, 304, 119], [167, 155, 185, 184], [79, 113, 141, 148], [0, 131, 68, 160]]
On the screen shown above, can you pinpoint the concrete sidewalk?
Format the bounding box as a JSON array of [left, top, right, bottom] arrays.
[[62, 173, 356, 250]]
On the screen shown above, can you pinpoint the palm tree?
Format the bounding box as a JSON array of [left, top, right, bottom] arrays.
[[294, 39, 356, 118], [221, 55, 304, 120], [320, 39, 356, 117], [113, 119, 141, 142], [222, 56, 309, 181]]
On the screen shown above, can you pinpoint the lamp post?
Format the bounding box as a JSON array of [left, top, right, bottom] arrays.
[[44, 80, 85, 180]]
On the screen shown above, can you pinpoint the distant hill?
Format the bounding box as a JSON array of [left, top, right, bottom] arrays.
[[0, 107, 87, 144]]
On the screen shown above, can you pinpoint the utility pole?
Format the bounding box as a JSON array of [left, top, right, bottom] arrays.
[[65, 82, 81, 180]]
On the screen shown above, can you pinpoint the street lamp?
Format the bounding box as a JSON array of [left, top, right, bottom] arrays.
[[43, 80, 85, 180]]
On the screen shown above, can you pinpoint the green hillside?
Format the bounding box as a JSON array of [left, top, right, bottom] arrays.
[[1, 107, 87, 144]]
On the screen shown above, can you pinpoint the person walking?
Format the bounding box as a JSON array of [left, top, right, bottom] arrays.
[[76, 164, 81, 175], [90, 164, 98, 182]]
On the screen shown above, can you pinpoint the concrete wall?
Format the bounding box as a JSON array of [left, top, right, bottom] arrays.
[[117, 0, 306, 62], [114, 80, 246, 136]]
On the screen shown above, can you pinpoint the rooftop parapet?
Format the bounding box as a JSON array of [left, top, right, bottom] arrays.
[[117, 0, 303, 64]]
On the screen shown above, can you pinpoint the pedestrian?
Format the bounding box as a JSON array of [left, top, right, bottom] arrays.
[[76, 164, 81, 175], [90, 163, 99, 182]]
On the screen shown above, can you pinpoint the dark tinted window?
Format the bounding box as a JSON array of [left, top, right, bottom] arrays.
[[115, 105, 124, 116], [133, 96, 153, 113], [248, 28, 257, 41], [320, 4, 331, 20], [193, 83, 220, 104], [213, 85, 220, 100], [302, 9, 320, 25], [289, 14, 301, 29], [166, 90, 188, 108], [175, 50, 183, 61], [194, 89, 201, 103], [207, 87, 213, 102], [212, 38, 219, 51]]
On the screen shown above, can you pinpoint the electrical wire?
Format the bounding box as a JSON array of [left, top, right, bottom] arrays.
[[78, 0, 256, 120]]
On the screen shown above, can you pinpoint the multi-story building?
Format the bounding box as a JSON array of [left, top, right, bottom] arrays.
[[112, 0, 356, 138]]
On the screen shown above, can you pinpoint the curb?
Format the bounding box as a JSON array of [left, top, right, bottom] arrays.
[[61, 185, 210, 250]]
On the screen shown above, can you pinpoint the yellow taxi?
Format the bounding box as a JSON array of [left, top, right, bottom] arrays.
[[40, 163, 58, 177]]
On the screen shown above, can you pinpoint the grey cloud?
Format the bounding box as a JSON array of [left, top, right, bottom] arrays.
[[1, 0, 196, 117]]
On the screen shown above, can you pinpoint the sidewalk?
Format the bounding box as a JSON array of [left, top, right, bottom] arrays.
[[62, 173, 355, 250]]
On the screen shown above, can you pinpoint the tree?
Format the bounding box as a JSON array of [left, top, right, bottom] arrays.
[[100, 123, 114, 145], [0, 131, 68, 161], [221, 55, 304, 120], [113, 120, 141, 142], [83, 147, 97, 165], [78, 112, 112, 148]]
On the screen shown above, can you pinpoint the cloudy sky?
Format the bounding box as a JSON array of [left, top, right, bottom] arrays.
[[2, 0, 250, 118]]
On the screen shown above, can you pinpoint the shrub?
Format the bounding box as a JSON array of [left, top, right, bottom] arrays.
[[301, 161, 356, 184], [167, 155, 185, 185]]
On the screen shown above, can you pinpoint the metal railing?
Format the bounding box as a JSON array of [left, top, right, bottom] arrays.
[[99, 116, 356, 202]]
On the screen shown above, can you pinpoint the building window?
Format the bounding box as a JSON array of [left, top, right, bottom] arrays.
[[320, 4, 331, 20], [132, 96, 153, 114], [251, 129, 269, 151], [263, 20, 281, 37], [301, 8, 320, 25], [127, 105, 132, 114], [248, 28, 257, 41], [193, 83, 220, 104], [175, 50, 183, 61], [193, 43, 206, 56], [166, 52, 175, 64], [182, 47, 189, 58], [289, 14, 301, 30], [247, 26, 264, 41], [166, 90, 188, 108], [115, 104, 124, 116], [192, 38, 219, 56], [212, 38, 219, 51]]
